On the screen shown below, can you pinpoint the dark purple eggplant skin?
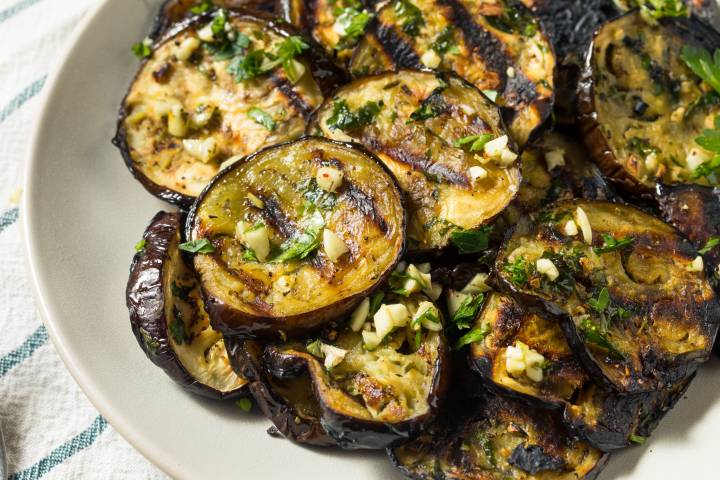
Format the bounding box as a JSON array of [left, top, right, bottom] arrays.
[[577, 12, 720, 197], [113, 11, 347, 209], [224, 336, 337, 446], [262, 336, 451, 450], [126, 211, 248, 400]]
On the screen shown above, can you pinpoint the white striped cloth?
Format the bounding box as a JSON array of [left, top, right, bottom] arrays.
[[0, 0, 167, 478]]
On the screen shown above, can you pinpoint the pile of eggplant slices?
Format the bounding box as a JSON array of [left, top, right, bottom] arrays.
[[117, 0, 720, 478]]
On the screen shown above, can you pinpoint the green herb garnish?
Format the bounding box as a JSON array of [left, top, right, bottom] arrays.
[[389, 270, 429, 297], [394, 0, 425, 37], [272, 212, 324, 262], [306, 339, 323, 357], [247, 107, 276, 131], [450, 227, 492, 254], [235, 397, 253, 412], [179, 239, 215, 254], [242, 248, 259, 262], [485, 6, 538, 37], [699, 236, 720, 255], [431, 26, 458, 54], [578, 316, 625, 360], [190, 0, 214, 14], [134, 239, 146, 252], [131, 37, 152, 58], [326, 99, 383, 132], [454, 133, 494, 152], [503, 256, 531, 286], [629, 434, 647, 445], [368, 292, 385, 318], [593, 234, 635, 254], [169, 319, 189, 345], [588, 287, 631, 331], [227, 49, 265, 81], [452, 293, 485, 330], [297, 178, 337, 211], [334, 7, 374, 50], [454, 323, 491, 350], [690, 117, 720, 184], [628, 0, 688, 20], [409, 92, 446, 121]]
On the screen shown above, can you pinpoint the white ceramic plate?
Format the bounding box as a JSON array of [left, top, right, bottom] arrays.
[[22, 0, 720, 478]]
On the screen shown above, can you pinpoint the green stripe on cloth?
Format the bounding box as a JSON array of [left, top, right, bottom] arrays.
[[0, 76, 47, 124], [0, 325, 48, 378], [9, 416, 109, 480], [0, 0, 45, 24], [0, 207, 19, 234]]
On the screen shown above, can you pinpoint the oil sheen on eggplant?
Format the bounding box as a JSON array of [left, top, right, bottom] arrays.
[[495, 200, 720, 394], [348, 0, 555, 145], [311, 70, 521, 253], [389, 390, 608, 479], [578, 11, 720, 193], [115, 9, 343, 207], [263, 291, 449, 449], [225, 336, 336, 446], [126, 211, 248, 399], [186, 137, 406, 338]]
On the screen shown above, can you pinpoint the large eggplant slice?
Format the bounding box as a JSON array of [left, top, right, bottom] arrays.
[[310, 70, 521, 253], [495, 200, 720, 394], [278, 0, 378, 66], [578, 11, 720, 194], [348, 0, 555, 145], [389, 390, 608, 479], [126, 211, 248, 399], [114, 10, 344, 207], [225, 337, 336, 445], [186, 137, 406, 338], [262, 291, 449, 449]]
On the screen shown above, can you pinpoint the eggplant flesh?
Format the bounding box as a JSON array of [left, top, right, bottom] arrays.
[[495, 200, 720, 394], [578, 11, 720, 193], [187, 137, 406, 338], [225, 337, 336, 446], [126, 211, 248, 399], [311, 70, 521, 253], [263, 292, 449, 449], [389, 391, 608, 480], [115, 11, 342, 207], [349, 0, 555, 145]]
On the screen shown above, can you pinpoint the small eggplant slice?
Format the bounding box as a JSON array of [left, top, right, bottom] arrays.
[[495, 200, 720, 394], [186, 137, 406, 338], [225, 337, 336, 446], [126, 211, 248, 399], [310, 70, 521, 253], [389, 391, 608, 480], [263, 291, 449, 449], [469, 292, 586, 408], [578, 11, 720, 194], [348, 0, 555, 145], [279, 0, 378, 66], [115, 10, 344, 207]]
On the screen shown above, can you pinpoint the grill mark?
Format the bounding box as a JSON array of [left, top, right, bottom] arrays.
[[374, 21, 422, 69], [213, 255, 269, 295], [342, 183, 389, 234], [306, 0, 320, 32], [362, 133, 469, 187], [270, 73, 314, 119]]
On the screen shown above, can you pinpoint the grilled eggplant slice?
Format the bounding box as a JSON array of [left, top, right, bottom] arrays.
[[495, 200, 720, 394], [389, 390, 608, 479], [186, 137, 406, 338], [348, 0, 555, 145], [310, 70, 521, 252], [115, 10, 344, 207], [263, 291, 449, 449], [126, 211, 248, 399], [225, 337, 336, 446], [578, 11, 720, 194], [279, 0, 378, 66]]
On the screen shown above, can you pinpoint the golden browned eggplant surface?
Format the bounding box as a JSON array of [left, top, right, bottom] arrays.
[[311, 70, 521, 252]]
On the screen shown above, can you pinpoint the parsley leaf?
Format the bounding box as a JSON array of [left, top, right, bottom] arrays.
[[503, 256, 531, 286], [190, 0, 214, 14], [389, 270, 429, 297], [451, 293, 485, 330], [179, 239, 215, 254], [454, 133, 494, 152], [227, 49, 265, 81], [297, 178, 337, 211], [394, 0, 425, 37], [134, 239, 146, 252], [409, 91, 447, 122], [247, 107, 276, 131], [578, 316, 625, 360], [368, 292, 385, 318], [593, 234, 635, 254], [588, 287, 610, 314], [235, 397, 253, 412], [431, 26, 457, 54], [628, 0, 688, 20], [450, 227, 492, 254], [261, 36, 310, 82], [335, 7, 374, 50], [169, 318, 189, 345], [485, 6, 538, 37], [272, 212, 324, 262], [629, 434, 647, 445], [681, 45, 720, 95], [326, 100, 383, 132], [131, 38, 152, 58], [699, 236, 720, 255], [241, 248, 259, 262], [454, 323, 491, 350]]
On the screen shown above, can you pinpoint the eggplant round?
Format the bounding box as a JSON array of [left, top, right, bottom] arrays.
[[495, 199, 720, 394], [578, 11, 720, 194], [126, 211, 248, 399], [263, 291, 450, 449], [310, 70, 522, 253], [348, 0, 555, 145], [114, 10, 344, 207], [225, 337, 336, 446], [389, 390, 608, 480], [186, 137, 406, 338]]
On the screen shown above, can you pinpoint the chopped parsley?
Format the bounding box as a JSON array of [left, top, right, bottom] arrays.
[[247, 107, 276, 131], [389, 270, 429, 297], [306, 339, 323, 357], [454, 323, 491, 350], [334, 7, 374, 50], [484, 6, 538, 37], [326, 99, 383, 132], [134, 239, 146, 252], [431, 26, 458, 55], [454, 133, 494, 152], [242, 248, 259, 262], [627, 0, 688, 20], [190, 0, 213, 14], [131, 37, 152, 58], [593, 234, 635, 254], [629, 434, 647, 445], [394, 0, 425, 37], [169, 318, 189, 345], [262, 36, 310, 82], [272, 211, 324, 262], [451, 293, 485, 330], [578, 316, 625, 360], [179, 239, 215, 254], [227, 49, 265, 81], [409, 91, 447, 122], [235, 397, 253, 412], [690, 117, 720, 184], [411, 305, 440, 330], [699, 236, 720, 255], [504, 256, 531, 286], [627, 137, 657, 156], [368, 292, 385, 318], [450, 227, 492, 254], [297, 178, 337, 211]]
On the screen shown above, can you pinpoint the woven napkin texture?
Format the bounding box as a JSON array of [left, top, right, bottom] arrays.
[[0, 0, 167, 478]]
